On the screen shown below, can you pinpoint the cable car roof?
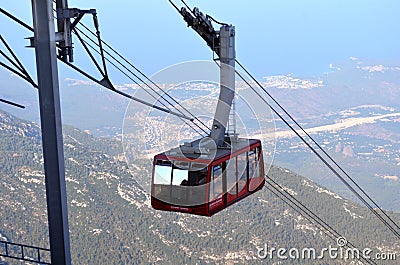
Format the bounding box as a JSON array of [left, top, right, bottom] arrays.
[[156, 137, 260, 162]]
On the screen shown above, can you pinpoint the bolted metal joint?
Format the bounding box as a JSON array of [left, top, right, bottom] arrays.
[[56, 8, 80, 19]]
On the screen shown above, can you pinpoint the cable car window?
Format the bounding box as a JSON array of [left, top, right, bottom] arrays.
[[156, 159, 172, 166], [196, 172, 207, 185], [190, 163, 208, 186], [154, 161, 172, 185], [174, 161, 190, 170], [249, 147, 262, 191], [153, 160, 173, 203], [172, 168, 189, 186], [210, 164, 223, 201], [237, 152, 247, 194], [227, 157, 237, 195], [248, 149, 256, 179], [191, 163, 208, 171]]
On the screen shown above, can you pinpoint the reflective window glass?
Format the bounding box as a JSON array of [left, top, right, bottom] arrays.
[[227, 157, 237, 195], [210, 165, 223, 201], [237, 152, 247, 193], [154, 164, 172, 185]]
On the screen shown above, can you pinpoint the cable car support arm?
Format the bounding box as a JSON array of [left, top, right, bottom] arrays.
[[179, 6, 236, 146]]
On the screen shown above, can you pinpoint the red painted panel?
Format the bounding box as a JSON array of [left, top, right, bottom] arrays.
[[208, 196, 225, 213], [249, 177, 264, 192], [152, 197, 210, 216]]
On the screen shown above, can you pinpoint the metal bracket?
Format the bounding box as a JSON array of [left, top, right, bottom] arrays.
[[69, 9, 97, 31], [55, 6, 97, 62], [56, 8, 80, 19], [180, 7, 221, 56], [25, 36, 35, 48]]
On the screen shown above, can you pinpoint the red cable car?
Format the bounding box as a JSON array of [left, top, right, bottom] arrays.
[[151, 137, 265, 216], [151, 19, 265, 216]]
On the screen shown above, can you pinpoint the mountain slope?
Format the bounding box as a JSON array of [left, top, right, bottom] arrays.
[[0, 110, 399, 264]]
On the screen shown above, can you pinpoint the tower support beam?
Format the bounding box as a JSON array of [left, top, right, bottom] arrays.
[[210, 25, 236, 146], [31, 0, 71, 264]]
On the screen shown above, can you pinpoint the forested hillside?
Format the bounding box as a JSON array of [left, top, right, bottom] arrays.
[[0, 110, 398, 264]]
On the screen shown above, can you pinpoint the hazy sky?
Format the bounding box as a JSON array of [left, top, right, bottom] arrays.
[[1, 0, 400, 82]]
